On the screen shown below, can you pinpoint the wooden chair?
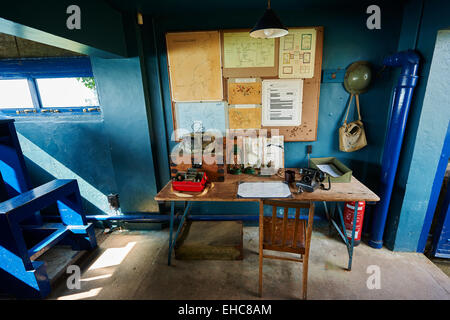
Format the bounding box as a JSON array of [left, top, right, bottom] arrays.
[[258, 200, 315, 299]]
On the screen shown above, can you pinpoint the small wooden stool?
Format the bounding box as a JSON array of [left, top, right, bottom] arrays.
[[258, 200, 315, 299]]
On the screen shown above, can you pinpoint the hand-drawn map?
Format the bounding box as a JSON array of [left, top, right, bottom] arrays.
[[279, 28, 316, 78], [223, 32, 275, 68], [166, 31, 223, 101], [175, 102, 227, 137], [228, 78, 262, 105], [228, 106, 262, 129]]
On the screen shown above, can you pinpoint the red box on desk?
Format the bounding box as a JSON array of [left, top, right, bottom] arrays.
[[172, 171, 208, 192]]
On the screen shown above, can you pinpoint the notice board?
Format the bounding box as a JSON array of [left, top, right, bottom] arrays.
[[165, 27, 324, 142]]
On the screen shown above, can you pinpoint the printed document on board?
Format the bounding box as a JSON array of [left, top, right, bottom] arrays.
[[262, 79, 303, 126]]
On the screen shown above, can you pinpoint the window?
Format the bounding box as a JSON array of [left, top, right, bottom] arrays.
[[37, 77, 99, 108], [0, 79, 34, 109], [0, 57, 100, 116]]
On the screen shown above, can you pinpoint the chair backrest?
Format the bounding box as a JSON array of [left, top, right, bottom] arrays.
[[262, 200, 315, 249]]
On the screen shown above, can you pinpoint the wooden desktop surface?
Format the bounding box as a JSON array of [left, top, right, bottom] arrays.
[[155, 170, 380, 203]]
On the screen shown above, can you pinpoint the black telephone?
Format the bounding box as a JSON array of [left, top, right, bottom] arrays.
[[295, 168, 331, 193]]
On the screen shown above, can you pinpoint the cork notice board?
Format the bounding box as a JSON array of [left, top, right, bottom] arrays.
[[166, 31, 223, 102], [262, 27, 323, 141], [166, 27, 324, 142]]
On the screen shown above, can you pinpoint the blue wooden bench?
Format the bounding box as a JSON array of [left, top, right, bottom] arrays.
[[0, 177, 97, 298], [0, 118, 97, 299]]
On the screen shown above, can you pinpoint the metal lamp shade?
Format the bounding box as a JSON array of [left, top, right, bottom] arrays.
[[250, 9, 288, 38]]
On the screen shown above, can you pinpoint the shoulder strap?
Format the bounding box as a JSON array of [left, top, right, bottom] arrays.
[[343, 94, 354, 125], [355, 94, 362, 121]]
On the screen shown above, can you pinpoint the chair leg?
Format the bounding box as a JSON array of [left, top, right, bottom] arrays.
[[302, 254, 309, 300], [302, 201, 314, 300]]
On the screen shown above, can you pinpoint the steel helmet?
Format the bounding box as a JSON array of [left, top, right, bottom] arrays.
[[344, 61, 372, 94]]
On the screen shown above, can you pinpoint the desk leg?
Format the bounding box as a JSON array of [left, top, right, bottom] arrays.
[[347, 202, 359, 271], [168, 201, 192, 266], [336, 203, 353, 271], [168, 201, 175, 266]]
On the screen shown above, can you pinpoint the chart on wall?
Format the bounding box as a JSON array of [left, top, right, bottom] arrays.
[[175, 102, 227, 137], [222, 31, 279, 77], [166, 31, 223, 101], [279, 28, 316, 78], [223, 32, 275, 68]]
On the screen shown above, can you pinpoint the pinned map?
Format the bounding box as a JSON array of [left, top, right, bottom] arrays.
[[166, 31, 223, 101], [228, 106, 262, 129], [228, 78, 262, 105], [279, 28, 316, 78], [175, 102, 227, 137], [223, 32, 275, 68]]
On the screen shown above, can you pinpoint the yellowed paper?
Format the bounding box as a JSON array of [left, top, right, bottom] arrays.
[[223, 32, 275, 68], [228, 107, 262, 129], [279, 28, 316, 78], [228, 79, 262, 105], [166, 31, 223, 101]]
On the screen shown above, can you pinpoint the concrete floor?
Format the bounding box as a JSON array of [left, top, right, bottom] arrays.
[[48, 225, 450, 300]]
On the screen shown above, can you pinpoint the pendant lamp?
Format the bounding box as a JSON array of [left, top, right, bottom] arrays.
[[250, 0, 288, 39]]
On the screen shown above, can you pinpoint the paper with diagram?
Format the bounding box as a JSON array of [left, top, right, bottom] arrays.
[[262, 79, 303, 126], [166, 31, 223, 101], [223, 32, 275, 68], [175, 102, 227, 138], [279, 28, 316, 78]]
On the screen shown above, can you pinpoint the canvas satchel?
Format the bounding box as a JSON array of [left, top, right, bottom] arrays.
[[339, 94, 367, 152]]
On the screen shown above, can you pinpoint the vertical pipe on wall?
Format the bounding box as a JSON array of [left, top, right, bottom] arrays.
[[368, 50, 420, 249]]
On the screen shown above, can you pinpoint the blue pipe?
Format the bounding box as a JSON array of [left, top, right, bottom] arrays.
[[368, 50, 420, 249], [44, 214, 259, 222]]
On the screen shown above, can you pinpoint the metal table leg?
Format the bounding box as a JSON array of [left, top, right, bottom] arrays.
[[324, 201, 359, 271], [168, 201, 175, 266], [168, 201, 192, 266]]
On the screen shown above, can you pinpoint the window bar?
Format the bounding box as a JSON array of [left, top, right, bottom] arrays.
[[27, 77, 43, 112]]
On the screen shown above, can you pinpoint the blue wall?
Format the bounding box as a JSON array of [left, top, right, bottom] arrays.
[[14, 116, 118, 215], [91, 57, 159, 213], [144, 2, 403, 216]]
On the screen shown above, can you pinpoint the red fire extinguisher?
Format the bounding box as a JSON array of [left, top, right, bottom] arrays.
[[343, 201, 366, 246]]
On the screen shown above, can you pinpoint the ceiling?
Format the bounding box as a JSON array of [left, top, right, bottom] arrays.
[[0, 33, 83, 59], [105, 0, 396, 15]]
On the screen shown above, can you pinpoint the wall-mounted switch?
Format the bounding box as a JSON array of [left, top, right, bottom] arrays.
[[108, 194, 120, 210]]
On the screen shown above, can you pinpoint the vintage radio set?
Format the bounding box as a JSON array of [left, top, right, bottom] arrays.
[[170, 133, 226, 182]]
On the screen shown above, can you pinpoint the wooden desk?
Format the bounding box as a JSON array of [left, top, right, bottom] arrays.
[[155, 171, 380, 269]]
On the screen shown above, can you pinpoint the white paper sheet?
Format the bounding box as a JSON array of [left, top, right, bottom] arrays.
[[262, 79, 303, 126], [316, 164, 342, 177], [237, 182, 292, 198]]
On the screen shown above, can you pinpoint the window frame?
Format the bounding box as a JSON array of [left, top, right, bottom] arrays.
[[0, 57, 100, 116]]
